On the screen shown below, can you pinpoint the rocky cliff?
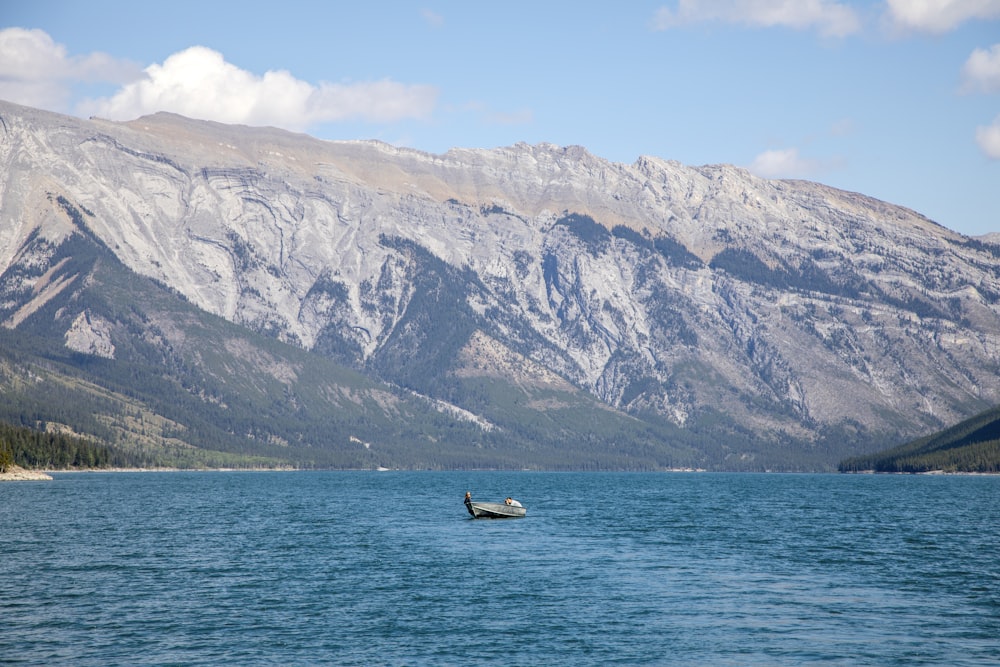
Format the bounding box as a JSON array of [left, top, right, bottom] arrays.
[[2, 99, 999, 468]]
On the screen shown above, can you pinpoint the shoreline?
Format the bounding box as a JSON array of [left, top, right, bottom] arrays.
[[2, 466, 996, 480], [0, 465, 53, 481]]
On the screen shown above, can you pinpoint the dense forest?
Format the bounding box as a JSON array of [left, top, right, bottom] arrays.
[[0, 420, 134, 472], [839, 405, 1000, 473]]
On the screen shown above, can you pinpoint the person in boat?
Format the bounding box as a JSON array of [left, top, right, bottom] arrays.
[[505, 497, 522, 507], [464, 491, 472, 506]]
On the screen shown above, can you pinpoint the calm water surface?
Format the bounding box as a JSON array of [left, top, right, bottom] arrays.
[[1, 472, 997, 665]]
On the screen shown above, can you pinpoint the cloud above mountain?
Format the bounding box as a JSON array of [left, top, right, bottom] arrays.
[[76, 46, 438, 129], [962, 44, 1000, 93], [748, 148, 819, 178], [651, 0, 1000, 36], [651, 0, 861, 37], [884, 0, 1000, 33], [0, 28, 141, 110], [977, 116, 1000, 158], [648, 2, 1000, 163], [0, 29, 437, 130], [960, 43, 1000, 159]]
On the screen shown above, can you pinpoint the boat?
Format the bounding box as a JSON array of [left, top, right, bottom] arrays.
[[464, 494, 527, 519]]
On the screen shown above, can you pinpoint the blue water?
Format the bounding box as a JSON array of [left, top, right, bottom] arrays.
[[1, 472, 998, 666]]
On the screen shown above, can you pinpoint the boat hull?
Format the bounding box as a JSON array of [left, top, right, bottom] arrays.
[[466, 501, 526, 519]]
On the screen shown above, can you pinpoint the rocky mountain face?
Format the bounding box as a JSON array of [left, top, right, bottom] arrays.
[[2, 100, 999, 469]]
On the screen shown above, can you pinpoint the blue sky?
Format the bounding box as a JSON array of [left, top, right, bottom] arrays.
[[2, 1, 999, 236]]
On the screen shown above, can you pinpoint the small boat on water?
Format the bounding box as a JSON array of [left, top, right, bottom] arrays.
[[464, 492, 527, 519]]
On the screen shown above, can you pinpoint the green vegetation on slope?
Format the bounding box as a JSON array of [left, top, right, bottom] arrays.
[[839, 405, 1000, 473], [0, 420, 121, 471]]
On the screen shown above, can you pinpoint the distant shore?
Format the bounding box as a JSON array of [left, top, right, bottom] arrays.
[[842, 469, 998, 476], [1, 466, 995, 479]]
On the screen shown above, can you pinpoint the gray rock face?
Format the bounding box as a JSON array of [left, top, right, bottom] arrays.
[[64, 311, 115, 358], [2, 100, 999, 449]]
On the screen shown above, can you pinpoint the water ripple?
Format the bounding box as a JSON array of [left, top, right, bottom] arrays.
[[1, 471, 997, 665]]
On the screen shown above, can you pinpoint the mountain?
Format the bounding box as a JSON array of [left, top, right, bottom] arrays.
[[839, 405, 1000, 473], [2, 99, 999, 470]]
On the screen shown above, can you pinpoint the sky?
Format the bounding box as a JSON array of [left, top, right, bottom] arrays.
[[2, 0, 999, 236]]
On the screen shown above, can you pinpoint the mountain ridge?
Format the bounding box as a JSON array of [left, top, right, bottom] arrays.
[[2, 99, 999, 469]]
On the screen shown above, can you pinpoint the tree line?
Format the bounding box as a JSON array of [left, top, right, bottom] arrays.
[[0, 420, 143, 472], [839, 405, 1000, 473]]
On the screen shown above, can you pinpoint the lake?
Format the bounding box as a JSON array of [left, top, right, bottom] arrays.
[[1, 471, 997, 665]]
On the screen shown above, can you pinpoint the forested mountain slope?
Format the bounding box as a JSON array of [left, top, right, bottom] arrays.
[[2, 100, 999, 469], [839, 406, 1000, 473]]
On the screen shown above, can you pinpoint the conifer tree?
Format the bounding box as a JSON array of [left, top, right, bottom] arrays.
[[0, 441, 13, 473]]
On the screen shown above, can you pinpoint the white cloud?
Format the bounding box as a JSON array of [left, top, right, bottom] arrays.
[[0, 28, 141, 111], [420, 8, 445, 27], [885, 0, 1000, 33], [78, 46, 438, 129], [0, 30, 437, 130], [962, 44, 1000, 93], [976, 115, 1000, 158], [748, 147, 826, 178], [652, 0, 861, 37]]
